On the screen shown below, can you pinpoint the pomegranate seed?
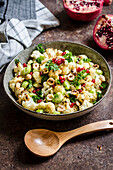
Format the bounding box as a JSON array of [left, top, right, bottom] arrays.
[[30, 72, 33, 75], [92, 79, 95, 83], [70, 103, 75, 108], [37, 99, 42, 103], [81, 67, 85, 70], [17, 75, 20, 78], [59, 76, 62, 81], [36, 89, 40, 91], [57, 59, 62, 65], [52, 84, 55, 88], [40, 71, 43, 76], [79, 89, 82, 93], [61, 80, 64, 84], [63, 77, 65, 81], [52, 58, 55, 62], [61, 58, 65, 63], [100, 86, 103, 90], [77, 67, 81, 72], [82, 83, 86, 87], [33, 90, 36, 93], [86, 69, 90, 73], [23, 63, 27, 67], [62, 52, 66, 56]]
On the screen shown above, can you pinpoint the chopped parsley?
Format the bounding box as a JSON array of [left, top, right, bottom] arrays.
[[97, 92, 102, 100], [36, 56, 44, 64], [32, 89, 43, 103], [34, 43, 45, 54], [45, 59, 59, 71], [71, 70, 87, 86], [69, 93, 77, 103], [63, 52, 73, 63], [27, 80, 33, 89], [41, 74, 49, 82], [15, 59, 20, 65], [57, 80, 61, 85], [100, 82, 107, 89], [83, 58, 92, 62]]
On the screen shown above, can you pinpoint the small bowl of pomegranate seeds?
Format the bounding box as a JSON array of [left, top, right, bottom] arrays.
[[4, 41, 111, 120], [63, 0, 104, 21]]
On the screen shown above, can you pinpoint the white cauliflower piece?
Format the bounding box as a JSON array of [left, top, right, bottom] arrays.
[[79, 100, 93, 111], [33, 72, 41, 84]]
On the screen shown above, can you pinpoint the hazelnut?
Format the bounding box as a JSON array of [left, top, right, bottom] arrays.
[[67, 73, 75, 81], [93, 64, 99, 69], [47, 78, 55, 85], [43, 68, 48, 74], [47, 94, 54, 101]]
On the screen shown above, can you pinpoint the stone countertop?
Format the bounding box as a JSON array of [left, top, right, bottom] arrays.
[[0, 0, 113, 169]]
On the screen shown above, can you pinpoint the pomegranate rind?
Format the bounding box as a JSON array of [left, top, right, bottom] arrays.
[[104, 0, 112, 6], [93, 15, 113, 50], [63, 0, 104, 21]]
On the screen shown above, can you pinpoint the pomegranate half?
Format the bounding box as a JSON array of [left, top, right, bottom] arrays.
[[63, 0, 104, 21], [93, 14, 113, 50]]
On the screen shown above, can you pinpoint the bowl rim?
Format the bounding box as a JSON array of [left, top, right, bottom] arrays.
[[3, 40, 112, 118]]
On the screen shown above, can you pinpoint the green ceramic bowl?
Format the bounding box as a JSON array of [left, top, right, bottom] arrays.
[[3, 41, 111, 120]]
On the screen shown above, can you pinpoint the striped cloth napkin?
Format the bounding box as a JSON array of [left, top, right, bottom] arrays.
[[0, 0, 60, 72]]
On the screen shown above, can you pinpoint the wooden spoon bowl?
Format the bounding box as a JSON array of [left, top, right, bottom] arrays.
[[24, 120, 113, 157]]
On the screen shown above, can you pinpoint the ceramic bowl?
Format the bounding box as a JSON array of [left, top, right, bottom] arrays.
[[3, 41, 111, 120]]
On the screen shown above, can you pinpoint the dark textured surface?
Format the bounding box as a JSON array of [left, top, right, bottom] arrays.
[[0, 0, 113, 169]]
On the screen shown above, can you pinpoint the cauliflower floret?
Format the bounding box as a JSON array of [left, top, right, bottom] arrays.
[[61, 66, 70, 75], [54, 85, 65, 94], [85, 82, 94, 91], [14, 62, 23, 73], [83, 63, 90, 69], [45, 102, 55, 113], [79, 100, 93, 111], [33, 72, 41, 84], [31, 50, 42, 59]]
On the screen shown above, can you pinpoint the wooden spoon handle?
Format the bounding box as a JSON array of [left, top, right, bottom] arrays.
[[57, 120, 113, 144]]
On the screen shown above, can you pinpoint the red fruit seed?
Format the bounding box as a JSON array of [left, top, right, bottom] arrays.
[[52, 84, 55, 88], [30, 72, 33, 75], [86, 69, 90, 73], [23, 63, 27, 67], [79, 89, 82, 93], [62, 52, 66, 56], [82, 83, 86, 87], [40, 71, 43, 76], [37, 99, 42, 103], [33, 90, 36, 93], [61, 80, 64, 83], [70, 103, 75, 108], [59, 76, 62, 81], [92, 79, 95, 83]]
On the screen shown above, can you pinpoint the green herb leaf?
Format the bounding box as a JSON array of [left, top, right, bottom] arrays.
[[15, 59, 20, 65], [27, 80, 33, 89], [83, 58, 92, 62], [41, 74, 49, 82], [36, 89, 42, 96], [32, 95, 40, 103], [97, 92, 102, 100], [100, 82, 107, 89], [57, 80, 61, 85], [69, 93, 77, 103], [36, 56, 44, 64], [45, 59, 59, 71], [34, 43, 45, 54], [63, 52, 73, 63]]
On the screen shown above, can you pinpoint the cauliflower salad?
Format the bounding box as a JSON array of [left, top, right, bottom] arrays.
[[9, 44, 107, 114]]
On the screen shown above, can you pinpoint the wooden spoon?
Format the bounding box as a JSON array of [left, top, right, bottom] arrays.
[[24, 120, 113, 157]]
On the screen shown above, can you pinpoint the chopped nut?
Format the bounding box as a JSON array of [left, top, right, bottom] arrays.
[[47, 94, 54, 101], [67, 73, 75, 81], [47, 78, 55, 85], [93, 64, 99, 69], [43, 68, 49, 74]]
